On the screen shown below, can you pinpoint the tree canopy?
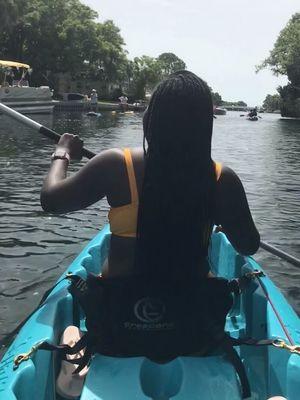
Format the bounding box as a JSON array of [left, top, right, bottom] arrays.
[[125, 53, 186, 99], [0, 1, 188, 98], [0, 0, 128, 85], [262, 94, 281, 112], [157, 53, 186, 77], [257, 13, 300, 116], [211, 92, 222, 106], [257, 13, 300, 85]]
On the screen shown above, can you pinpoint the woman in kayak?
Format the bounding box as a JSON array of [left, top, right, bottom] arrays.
[[41, 70, 260, 397], [41, 70, 260, 281]]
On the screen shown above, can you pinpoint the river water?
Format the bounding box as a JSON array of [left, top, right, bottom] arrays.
[[0, 110, 300, 344]]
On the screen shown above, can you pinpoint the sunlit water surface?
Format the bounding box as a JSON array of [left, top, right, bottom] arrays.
[[0, 110, 299, 344]]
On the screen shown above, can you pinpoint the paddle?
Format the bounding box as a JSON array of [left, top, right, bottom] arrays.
[[0, 102, 95, 159], [1, 102, 299, 269], [260, 241, 300, 268]]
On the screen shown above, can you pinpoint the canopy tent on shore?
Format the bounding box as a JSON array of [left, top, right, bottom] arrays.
[[0, 60, 30, 69]]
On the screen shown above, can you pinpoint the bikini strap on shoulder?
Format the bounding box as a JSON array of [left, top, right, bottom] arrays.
[[123, 148, 139, 203], [215, 162, 222, 181]]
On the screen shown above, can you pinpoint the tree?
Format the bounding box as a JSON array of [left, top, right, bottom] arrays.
[[94, 20, 127, 84], [0, 0, 128, 91], [211, 92, 222, 106], [125, 53, 186, 99], [262, 94, 281, 112], [128, 56, 162, 99], [0, 0, 32, 61], [0, 0, 20, 33], [0, 1, 99, 71], [257, 13, 300, 116], [257, 13, 300, 84], [157, 52, 186, 78], [0, 1, 187, 99]]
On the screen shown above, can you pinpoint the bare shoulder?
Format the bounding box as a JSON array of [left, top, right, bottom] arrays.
[[90, 147, 144, 166], [88, 148, 125, 166], [88, 147, 144, 194], [216, 165, 245, 194], [215, 164, 260, 255], [218, 165, 242, 184], [215, 164, 249, 218]]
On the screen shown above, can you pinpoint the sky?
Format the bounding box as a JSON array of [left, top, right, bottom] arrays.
[[83, 0, 299, 106]]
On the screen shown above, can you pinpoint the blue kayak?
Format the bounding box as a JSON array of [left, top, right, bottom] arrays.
[[1, 225, 300, 399]]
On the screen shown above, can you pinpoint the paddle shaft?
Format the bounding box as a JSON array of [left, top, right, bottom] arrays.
[[0, 102, 95, 159], [260, 240, 300, 268], [1, 103, 299, 267]]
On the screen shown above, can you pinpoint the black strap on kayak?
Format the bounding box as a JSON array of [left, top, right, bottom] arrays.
[[230, 337, 275, 347], [222, 336, 275, 399], [221, 336, 251, 399], [13, 334, 90, 370]]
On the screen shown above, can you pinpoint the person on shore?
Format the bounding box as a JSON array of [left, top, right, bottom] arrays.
[[90, 89, 98, 111], [41, 70, 260, 398], [118, 94, 128, 112]]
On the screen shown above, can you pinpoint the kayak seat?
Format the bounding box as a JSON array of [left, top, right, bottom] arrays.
[[80, 354, 242, 400]]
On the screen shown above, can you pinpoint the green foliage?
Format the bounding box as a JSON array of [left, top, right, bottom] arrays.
[[257, 13, 300, 116], [125, 53, 186, 99], [0, 0, 186, 98], [222, 100, 248, 107], [130, 56, 162, 99], [211, 92, 222, 106], [157, 53, 186, 77], [0, 0, 127, 87], [257, 13, 300, 84], [262, 94, 282, 112], [0, 0, 19, 32], [94, 20, 127, 83]]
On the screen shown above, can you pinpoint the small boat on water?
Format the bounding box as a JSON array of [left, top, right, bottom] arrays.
[[0, 60, 56, 115], [214, 106, 227, 115], [247, 116, 258, 121], [0, 225, 300, 399]]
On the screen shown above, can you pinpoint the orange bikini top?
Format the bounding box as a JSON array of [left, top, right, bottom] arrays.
[[108, 148, 222, 238]]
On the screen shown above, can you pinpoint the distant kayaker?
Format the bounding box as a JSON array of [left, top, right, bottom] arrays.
[[41, 71, 260, 395], [248, 107, 257, 118]]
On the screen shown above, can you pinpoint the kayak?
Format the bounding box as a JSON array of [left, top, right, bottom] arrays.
[[247, 116, 258, 121], [86, 111, 102, 117], [1, 225, 300, 399], [111, 110, 135, 115]]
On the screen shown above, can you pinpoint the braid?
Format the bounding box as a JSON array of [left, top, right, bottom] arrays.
[[136, 71, 215, 281]]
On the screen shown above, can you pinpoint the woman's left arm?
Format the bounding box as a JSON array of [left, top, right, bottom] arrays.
[[41, 133, 111, 213]]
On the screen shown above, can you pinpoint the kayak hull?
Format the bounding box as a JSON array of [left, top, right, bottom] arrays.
[[1, 225, 300, 399]]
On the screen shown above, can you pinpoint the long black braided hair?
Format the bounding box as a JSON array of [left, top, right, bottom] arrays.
[[135, 70, 216, 282]]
